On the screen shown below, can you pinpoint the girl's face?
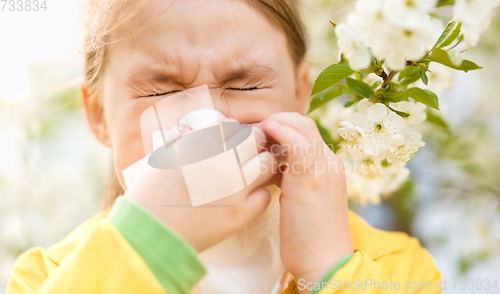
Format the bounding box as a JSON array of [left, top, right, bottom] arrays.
[[82, 0, 310, 187]]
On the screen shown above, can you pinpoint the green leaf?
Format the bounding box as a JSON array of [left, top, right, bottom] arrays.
[[437, 0, 454, 6], [448, 50, 463, 67], [345, 77, 375, 98], [423, 89, 439, 107], [390, 91, 410, 102], [338, 84, 353, 96], [433, 19, 461, 49], [406, 87, 440, 110], [344, 100, 355, 108], [311, 63, 355, 96], [308, 89, 343, 113], [429, 49, 482, 72], [420, 71, 429, 85], [399, 66, 422, 85], [387, 105, 410, 117], [426, 109, 450, 133], [370, 81, 382, 89], [418, 63, 428, 72], [314, 119, 336, 151], [358, 69, 371, 77], [385, 83, 392, 92], [398, 66, 420, 81], [400, 73, 421, 86]]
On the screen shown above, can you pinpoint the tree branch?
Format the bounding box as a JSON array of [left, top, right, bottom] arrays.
[[382, 70, 397, 88]]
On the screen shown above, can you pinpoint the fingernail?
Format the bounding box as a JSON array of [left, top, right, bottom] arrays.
[[267, 120, 280, 130]]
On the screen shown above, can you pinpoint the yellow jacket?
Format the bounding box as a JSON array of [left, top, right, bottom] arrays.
[[7, 196, 441, 294]]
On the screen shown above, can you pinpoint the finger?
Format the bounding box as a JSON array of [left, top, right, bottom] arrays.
[[264, 141, 288, 168], [125, 166, 192, 206], [224, 124, 267, 154], [261, 120, 310, 162], [242, 150, 278, 188], [249, 123, 271, 152], [222, 123, 268, 168], [237, 187, 271, 226], [261, 112, 322, 143], [252, 126, 267, 153], [213, 151, 277, 207]]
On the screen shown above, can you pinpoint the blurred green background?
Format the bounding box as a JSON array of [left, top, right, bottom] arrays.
[[0, 0, 499, 293]]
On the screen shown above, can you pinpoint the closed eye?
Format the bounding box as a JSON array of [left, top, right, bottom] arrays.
[[147, 90, 181, 97], [226, 86, 258, 91]]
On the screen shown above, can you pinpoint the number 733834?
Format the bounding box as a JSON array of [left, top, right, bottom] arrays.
[[1, 0, 47, 11]]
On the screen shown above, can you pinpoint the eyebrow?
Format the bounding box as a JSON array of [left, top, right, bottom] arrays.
[[127, 68, 175, 84], [219, 64, 277, 84], [127, 64, 276, 85]]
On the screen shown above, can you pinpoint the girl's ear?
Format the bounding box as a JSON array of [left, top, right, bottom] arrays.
[[295, 59, 311, 115], [80, 84, 112, 148]]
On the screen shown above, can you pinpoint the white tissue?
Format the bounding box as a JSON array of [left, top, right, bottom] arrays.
[[151, 109, 226, 150], [122, 109, 226, 188], [121, 108, 286, 294]]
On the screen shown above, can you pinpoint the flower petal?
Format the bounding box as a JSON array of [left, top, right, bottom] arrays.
[[339, 120, 354, 129], [366, 104, 388, 122], [389, 133, 405, 151], [384, 112, 406, 133], [357, 99, 374, 114], [354, 112, 370, 130]]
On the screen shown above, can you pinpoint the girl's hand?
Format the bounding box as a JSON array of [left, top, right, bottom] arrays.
[[124, 122, 278, 252], [261, 112, 353, 292]]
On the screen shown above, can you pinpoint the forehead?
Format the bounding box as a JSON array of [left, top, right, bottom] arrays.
[[105, 0, 289, 81]]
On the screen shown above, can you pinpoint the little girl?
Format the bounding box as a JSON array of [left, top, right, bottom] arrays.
[[7, 0, 442, 293]]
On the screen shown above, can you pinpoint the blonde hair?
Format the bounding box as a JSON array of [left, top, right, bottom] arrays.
[[81, 0, 308, 209]]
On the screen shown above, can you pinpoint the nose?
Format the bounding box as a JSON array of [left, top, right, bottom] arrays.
[[207, 87, 230, 118]]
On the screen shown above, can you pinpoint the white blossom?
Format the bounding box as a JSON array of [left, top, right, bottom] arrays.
[[454, 0, 499, 27], [390, 101, 427, 127], [454, 0, 500, 48], [338, 142, 366, 161], [338, 121, 365, 158], [348, 0, 387, 46], [388, 132, 425, 164], [354, 103, 406, 156], [340, 0, 438, 70], [379, 164, 411, 195], [383, 0, 438, 29], [320, 101, 356, 140], [372, 26, 434, 70], [427, 18, 445, 48], [461, 24, 490, 48], [345, 158, 410, 204], [356, 98, 375, 114], [363, 73, 383, 85], [327, 0, 498, 206], [335, 23, 371, 70], [346, 159, 386, 204]]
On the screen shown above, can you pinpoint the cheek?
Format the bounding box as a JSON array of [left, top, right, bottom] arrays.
[[103, 97, 156, 184], [112, 121, 144, 170], [221, 90, 293, 123], [222, 84, 296, 123]]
